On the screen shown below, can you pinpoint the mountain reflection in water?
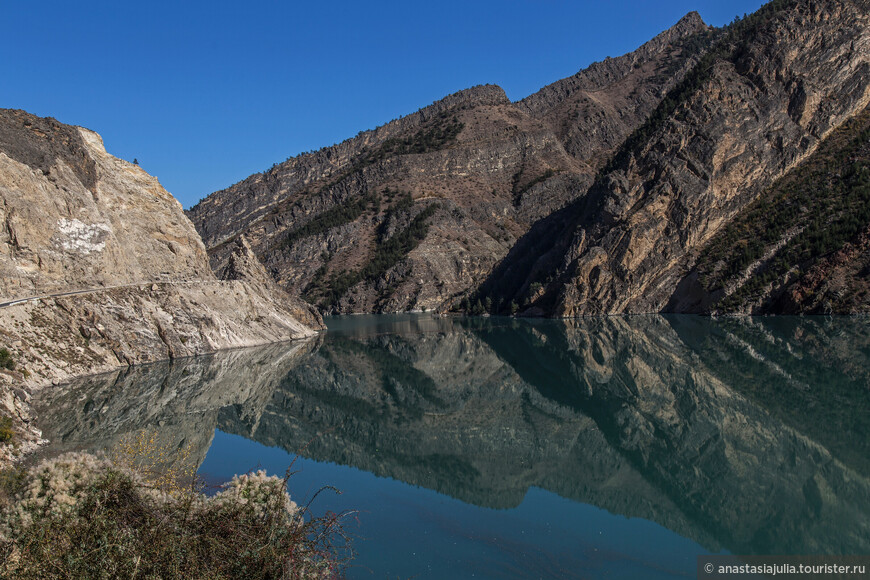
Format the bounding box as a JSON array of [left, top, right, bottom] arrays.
[[34, 314, 870, 563]]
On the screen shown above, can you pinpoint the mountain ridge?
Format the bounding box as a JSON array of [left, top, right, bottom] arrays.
[[189, 0, 870, 317], [187, 11, 713, 314]]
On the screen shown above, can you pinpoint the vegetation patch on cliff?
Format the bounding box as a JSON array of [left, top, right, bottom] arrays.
[[281, 192, 380, 249], [305, 201, 441, 309], [0, 417, 13, 445], [0, 349, 14, 372], [373, 117, 464, 159]]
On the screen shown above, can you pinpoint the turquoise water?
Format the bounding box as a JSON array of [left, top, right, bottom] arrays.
[[34, 314, 870, 578]]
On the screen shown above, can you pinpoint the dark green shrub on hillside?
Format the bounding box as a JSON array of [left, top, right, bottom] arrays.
[[0, 417, 13, 444], [0, 349, 14, 371], [282, 192, 380, 248]]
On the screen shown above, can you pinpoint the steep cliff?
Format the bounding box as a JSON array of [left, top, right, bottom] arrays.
[[187, 13, 712, 314], [0, 109, 321, 462], [481, 0, 870, 315]]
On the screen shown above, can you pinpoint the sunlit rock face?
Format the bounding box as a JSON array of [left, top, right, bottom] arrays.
[[0, 109, 321, 388], [0, 109, 321, 462], [32, 315, 870, 556], [0, 110, 215, 299]]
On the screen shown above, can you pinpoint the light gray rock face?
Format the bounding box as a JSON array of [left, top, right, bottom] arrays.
[[186, 14, 710, 314], [0, 110, 212, 300], [0, 110, 320, 463]]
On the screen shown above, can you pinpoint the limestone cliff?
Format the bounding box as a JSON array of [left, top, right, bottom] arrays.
[[0, 109, 321, 462], [187, 13, 711, 314]]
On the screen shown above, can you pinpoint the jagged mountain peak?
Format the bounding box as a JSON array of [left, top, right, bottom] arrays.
[[675, 11, 706, 31], [519, 10, 709, 115]]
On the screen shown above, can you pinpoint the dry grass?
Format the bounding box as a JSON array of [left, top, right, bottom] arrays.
[[109, 429, 197, 496]]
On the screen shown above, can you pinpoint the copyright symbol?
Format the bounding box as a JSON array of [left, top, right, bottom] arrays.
[[704, 563, 714, 574]]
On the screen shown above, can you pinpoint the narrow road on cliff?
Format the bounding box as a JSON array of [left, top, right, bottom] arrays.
[[0, 281, 206, 309]]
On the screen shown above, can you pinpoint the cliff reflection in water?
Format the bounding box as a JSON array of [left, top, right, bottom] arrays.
[[35, 314, 870, 556]]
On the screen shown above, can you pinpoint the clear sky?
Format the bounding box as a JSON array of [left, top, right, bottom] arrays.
[[3, 0, 767, 209]]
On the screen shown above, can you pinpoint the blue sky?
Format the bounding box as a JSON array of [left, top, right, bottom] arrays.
[[3, 1, 766, 209]]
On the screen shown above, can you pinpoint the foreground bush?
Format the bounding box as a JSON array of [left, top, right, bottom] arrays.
[[0, 452, 351, 579]]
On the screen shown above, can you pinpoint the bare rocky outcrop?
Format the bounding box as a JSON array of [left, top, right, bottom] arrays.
[[217, 236, 324, 329], [0, 109, 321, 463], [186, 14, 712, 314]]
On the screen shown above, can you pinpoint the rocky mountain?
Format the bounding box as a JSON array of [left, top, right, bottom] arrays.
[[187, 12, 713, 314], [481, 0, 870, 315], [0, 109, 322, 462], [190, 0, 870, 317]]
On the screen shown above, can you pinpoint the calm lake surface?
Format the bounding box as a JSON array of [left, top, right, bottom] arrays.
[[34, 314, 870, 579]]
